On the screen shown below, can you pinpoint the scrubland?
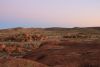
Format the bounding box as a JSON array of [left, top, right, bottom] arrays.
[[0, 27, 100, 67]]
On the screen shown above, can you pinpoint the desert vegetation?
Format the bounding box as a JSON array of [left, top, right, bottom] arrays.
[[0, 27, 100, 67]]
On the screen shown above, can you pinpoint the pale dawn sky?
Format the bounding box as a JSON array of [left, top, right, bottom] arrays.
[[0, 0, 100, 28]]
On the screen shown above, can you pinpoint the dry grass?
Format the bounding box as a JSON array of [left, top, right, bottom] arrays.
[[0, 27, 100, 67]]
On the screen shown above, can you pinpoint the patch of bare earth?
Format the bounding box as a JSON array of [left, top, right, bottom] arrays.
[[0, 58, 48, 67], [23, 41, 100, 67]]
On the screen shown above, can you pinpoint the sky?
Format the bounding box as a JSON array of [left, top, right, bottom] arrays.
[[0, 0, 100, 28]]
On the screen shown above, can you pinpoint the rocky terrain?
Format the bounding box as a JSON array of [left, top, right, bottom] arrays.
[[0, 27, 100, 67]]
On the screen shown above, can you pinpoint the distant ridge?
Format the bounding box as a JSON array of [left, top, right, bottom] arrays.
[[44, 27, 100, 31], [85, 27, 100, 30], [0, 27, 100, 32]]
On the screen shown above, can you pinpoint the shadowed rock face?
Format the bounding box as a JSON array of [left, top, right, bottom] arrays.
[[23, 41, 100, 67]]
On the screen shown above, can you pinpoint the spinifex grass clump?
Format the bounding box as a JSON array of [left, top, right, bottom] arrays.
[[0, 42, 43, 58], [33, 41, 42, 48]]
